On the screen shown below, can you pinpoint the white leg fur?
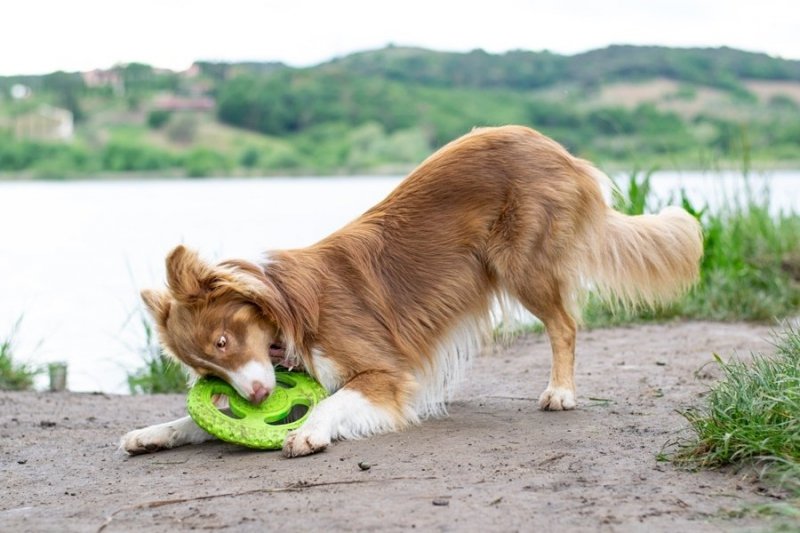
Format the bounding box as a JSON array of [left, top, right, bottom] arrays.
[[309, 348, 344, 392], [283, 389, 398, 457], [119, 416, 215, 455]]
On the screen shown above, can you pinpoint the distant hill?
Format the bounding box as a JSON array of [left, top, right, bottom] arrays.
[[1, 45, 799, 178], [322, 45, 800, 91]]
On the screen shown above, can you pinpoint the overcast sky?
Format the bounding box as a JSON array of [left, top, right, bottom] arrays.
[[2, 0, 798, 75]]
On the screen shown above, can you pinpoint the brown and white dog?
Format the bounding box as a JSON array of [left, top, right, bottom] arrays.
[[120, 125, 703, 457]]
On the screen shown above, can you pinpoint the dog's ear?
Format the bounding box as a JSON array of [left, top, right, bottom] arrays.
[[141, 289, 171, 327], [220, 267, 319, 350], [165, 245, 217, 303], [221, 272, 292, 323]]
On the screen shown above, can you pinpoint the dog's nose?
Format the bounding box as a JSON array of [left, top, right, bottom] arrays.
[[249, 382, 270, 404]]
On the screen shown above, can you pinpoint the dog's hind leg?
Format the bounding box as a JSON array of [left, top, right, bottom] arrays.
[[535, 305, 578, 411], [282, 370, 414, 457], [119, 416, 216, 455], [512, 277, 579, 411]]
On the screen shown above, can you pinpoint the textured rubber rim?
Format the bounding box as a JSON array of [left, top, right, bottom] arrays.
[[186, 370, 328, 450]]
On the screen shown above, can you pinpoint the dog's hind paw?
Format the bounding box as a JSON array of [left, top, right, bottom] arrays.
[[538, 386, 577, 411], [283, 427, 330, 458]]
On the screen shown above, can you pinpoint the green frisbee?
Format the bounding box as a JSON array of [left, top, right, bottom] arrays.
[[186, 369, 328, 450]]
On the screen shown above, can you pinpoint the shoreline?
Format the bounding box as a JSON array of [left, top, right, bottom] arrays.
[[3, 161, 800, 182]]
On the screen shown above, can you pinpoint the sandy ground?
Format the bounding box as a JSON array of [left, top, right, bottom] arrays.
[[1, 321, 794, 532]]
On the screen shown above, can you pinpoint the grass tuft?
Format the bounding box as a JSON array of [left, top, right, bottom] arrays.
[[611, 167, 655, 216], [0, 317, 40, 391], [672, 324, 800, 495], [126, 315, 188, 395]]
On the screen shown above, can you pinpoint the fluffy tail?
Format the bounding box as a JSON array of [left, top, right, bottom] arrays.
[[585, 204, 704, 308]]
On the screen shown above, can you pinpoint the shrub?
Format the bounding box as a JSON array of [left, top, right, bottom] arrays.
[[101, 141, 174, 171], [0, 136, 93, 174], [183, 147, 229, 177], [239, 146, 260, 168], [147, 109, 171, 129]]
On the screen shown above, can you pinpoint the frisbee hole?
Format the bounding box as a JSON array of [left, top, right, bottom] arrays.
[[267, 404, 308, 425], [218, 407, 244, 419], [215, 397, 243, 420]]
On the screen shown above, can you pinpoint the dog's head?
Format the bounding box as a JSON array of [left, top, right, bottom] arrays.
[[142, 245, 288, 403]]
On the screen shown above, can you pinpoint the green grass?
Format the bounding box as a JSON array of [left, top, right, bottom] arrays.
[[672, 324, 800, 496], [126, 315, 188, 395], [0, 317, 40, 391], [584, 170, 800, 327]]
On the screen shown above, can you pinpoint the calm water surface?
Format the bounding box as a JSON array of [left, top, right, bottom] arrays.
[[1, 170, 798, 393]]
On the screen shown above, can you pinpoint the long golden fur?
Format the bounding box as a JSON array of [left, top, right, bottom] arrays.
[[125, 125, 703, 457]]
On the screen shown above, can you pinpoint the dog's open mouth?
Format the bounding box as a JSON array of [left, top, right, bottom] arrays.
[[269, 342, 291, 367], [268, 342, 284, 359], [268, 341, 304, 371]]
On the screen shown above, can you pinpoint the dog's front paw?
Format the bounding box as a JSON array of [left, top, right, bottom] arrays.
[[283, 426, 331, 458], [119, 426, 175, 455], [538, 386, 577, 411], [119, 417, 213, 455]]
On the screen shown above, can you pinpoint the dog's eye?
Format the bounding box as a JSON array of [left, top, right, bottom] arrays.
[[215, 335, 227, 349]]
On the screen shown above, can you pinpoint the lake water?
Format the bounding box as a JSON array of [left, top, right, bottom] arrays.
[[1, 170, 799, 394]]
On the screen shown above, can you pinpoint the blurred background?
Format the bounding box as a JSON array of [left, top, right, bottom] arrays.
[[1, 0, 798, 394]]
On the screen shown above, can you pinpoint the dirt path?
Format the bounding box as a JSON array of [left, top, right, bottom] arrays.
[[1, 322, 790, 532]]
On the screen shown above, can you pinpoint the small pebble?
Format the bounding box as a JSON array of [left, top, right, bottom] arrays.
[[358, 461, 371, 471]]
